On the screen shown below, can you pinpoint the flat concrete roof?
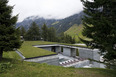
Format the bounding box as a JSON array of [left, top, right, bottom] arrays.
[[33, 44, 94, 50], [33, 44, 80, 48]]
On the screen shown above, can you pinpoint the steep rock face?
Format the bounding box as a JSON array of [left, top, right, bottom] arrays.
[[16, 11, 85, 33]]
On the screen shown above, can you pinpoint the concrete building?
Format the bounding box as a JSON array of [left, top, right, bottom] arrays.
[[63, 47, 76, 57], [32, 44, 101, 68], [78, 48, 100, 67]]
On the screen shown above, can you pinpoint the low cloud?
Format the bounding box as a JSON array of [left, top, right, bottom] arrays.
[[9, 0, 83, 22]]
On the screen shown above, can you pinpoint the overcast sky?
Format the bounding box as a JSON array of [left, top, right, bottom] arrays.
[[8, 0, 83, 22]]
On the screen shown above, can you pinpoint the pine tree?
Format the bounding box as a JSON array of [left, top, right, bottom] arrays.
[[20, 26, 26, 37], [0, 0, 22, 60], [41, 24, 48, 41], [25, 22, 40, 40], [81, 0, 116, 67], [48, 27, 57, 42], [58, 32, 65, 43], [58, 33, 75, 44], [71, 36, 76, 44]]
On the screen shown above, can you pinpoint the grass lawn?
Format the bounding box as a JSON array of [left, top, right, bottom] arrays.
[[0, 41, 116, 77], [1, 58, 116, 77]]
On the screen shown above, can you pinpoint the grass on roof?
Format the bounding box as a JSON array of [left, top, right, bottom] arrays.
[[18, 41, 90, 58], [2, 41, 88, 59], [18, 41, 56, 58], [3, 41, 89, 59]]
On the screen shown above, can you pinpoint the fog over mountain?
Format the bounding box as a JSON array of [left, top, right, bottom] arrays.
[[9, 0, 83, 22], [16, 11, 85, 33]]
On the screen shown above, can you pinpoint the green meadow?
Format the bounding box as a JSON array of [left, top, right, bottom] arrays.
[[65, 24, 91, 43], [1, 41, 116, 77]]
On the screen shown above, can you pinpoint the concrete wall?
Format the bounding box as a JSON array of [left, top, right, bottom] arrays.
[[78, 48, 100, 61], [63, 47, 71, 56], [15, 50, 25, 59], [55, 46, 61, 53], [78, 48, 100, 67], [92, 49, 100, 61], [39, 47, 52, 51], [63, 48, 76, 57], [39, 58, 59, 66], [24, 55, 59, 66], [71, 48, 76, 57], [78, 48, 93, 59], [92, 49, 100, 67]]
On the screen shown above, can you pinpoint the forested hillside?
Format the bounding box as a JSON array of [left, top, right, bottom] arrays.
[[64, 24, 84, 42], [16, 11, 85, 33]]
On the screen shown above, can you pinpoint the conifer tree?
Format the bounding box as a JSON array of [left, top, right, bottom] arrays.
[[81, 0, 116, 67], [20, 26, 26, 37], [25, 22, 40, 40], [0, 0, 22, 60], [41, 24, 48, 41], [48, 27, 57, 42], [58, 33, 75, 44], [58, 32, 65, 43]]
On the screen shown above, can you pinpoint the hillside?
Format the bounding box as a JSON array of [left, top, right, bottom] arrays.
[[1, 41, 116, 77], [1, 59, 116, 77], [1, 58, 116, 77], [64, 24, 84, 42], [49, 11, 85, 33], [16, 11, 85, 33]]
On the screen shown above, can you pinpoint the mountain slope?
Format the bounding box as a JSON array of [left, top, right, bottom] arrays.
[[64, 24, 84, 42], [49, 11, 85, 33], [16, 11, 85, 33], [65, 24, 92, 42], [16, 16, 58, 30]]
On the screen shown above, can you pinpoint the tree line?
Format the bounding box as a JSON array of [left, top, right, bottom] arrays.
[[20, 22, 76, 44]]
